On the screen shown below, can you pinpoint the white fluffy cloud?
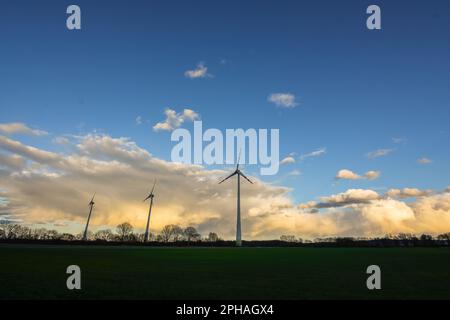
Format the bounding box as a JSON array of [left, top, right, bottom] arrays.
[[366, 148, 394, 159], [0, 123, 48, 136], [268, 93, 298, 108], [417, 157, 432, 165], [386, 188, 433, 199], [1, 129, 450, 239], [364, 170, 381, 180], [335, 169, 380, 181], [280, 156, 295, 165], [153, 108, 200, 132], [184, 62, 212, 79]]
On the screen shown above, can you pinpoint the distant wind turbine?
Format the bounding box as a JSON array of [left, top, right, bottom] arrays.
[[219, 153, 253, 246], [143, 180, 157, 242], [83, 194, 95, 241]]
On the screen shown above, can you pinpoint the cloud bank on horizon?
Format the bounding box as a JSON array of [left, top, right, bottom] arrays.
[[1, 124, 449, 240]]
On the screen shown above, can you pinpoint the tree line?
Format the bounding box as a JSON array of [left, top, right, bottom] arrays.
[[0, 221, 221, 243], [1, 220, 449, 246], [278, 233, 450, 247]]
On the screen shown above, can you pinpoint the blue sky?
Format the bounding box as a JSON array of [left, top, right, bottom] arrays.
[[1, 0, 449, 205]]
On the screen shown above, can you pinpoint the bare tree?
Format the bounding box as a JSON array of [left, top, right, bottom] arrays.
[[173, 226, 183, 241], [95, 229, 114, 241], [280, 235, 297, 242], [184, 227, 201, 242], [160, 225, 174, 242], [60, 233, 76, 241], [160, 224, 183, 242], [207, 232, 220, 242], [31, 228, 47, 240], [46, 230, 61, 240], [116, 222, 133, 241], [137, 232, 154, 242], [437, 233, 450, 241], [420, 234, 433, 241], [0, 222, 20, 239]]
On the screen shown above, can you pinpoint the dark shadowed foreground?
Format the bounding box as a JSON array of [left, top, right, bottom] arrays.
[[1, 245, 449, 299]]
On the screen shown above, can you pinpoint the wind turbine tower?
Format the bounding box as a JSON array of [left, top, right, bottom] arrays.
[[143, 180, 157, 242], [219, 157, 253, 246], [83, 194, 95, 241]]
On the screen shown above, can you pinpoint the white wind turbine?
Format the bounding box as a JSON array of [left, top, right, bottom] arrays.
[[219, 153, 253, 246], [83, 194, 95, 241], [143, 180, 157, 242]]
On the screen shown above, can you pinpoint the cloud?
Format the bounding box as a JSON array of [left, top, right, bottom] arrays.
[[0, 154, 25, 170], [336, 169, 361, 180], [268, 93, 298, 108], [0, 123, 48, 136], [366, 148, 394, 159], [293, 188, 450, 236], [0, 132, 292, 239], [335, 169, 380, 181], [288, 169, 301, 176], [1, 130, 450, 240], [0, 135, 60, 165], [300, 189, 381, 209], [184, 62, 212, 79], [299, 148, 326, 161], [392, 137, 407, 144], [364, 170, 381, 180], [181, 109, 199, 121], [53, 137, 70, 145], [417, 157, 432, 165], [386, 188, 433, 199], [153, 108, 200, 132], [135, 116, 143, 125], [280, 156, 295, 165]]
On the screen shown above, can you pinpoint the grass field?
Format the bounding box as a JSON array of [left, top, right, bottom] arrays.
[[1, 245, 450, 299]]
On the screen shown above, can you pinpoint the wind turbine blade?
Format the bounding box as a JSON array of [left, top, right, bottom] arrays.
[[236, 149, 242, 170], [239, 171, 253, 184], [218, 171, 237, 184], [150, 179, 157, 195]]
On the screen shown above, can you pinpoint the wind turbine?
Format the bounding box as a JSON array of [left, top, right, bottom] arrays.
[[83, 194, 95, 241], [143, 180, 157, 242], [219, 153, 253, 246]]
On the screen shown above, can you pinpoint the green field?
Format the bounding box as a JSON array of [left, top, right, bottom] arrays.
[[1, 245, 450, 299]]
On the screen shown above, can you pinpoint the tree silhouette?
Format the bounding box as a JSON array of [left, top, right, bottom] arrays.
[[207, 232, 220, 242], [160, 224, 183, 242], [184, 227, 201, 242], [116, 222, 133, 241]]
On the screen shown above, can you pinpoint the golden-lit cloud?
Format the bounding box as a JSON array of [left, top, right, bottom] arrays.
[[335, 169, 380, 181], [0, 122, 48, 136], [153, 108, 200, 132], [1, 129, 450, 240], [280, 156, 295, 165], [386, 188, 433, 199]]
